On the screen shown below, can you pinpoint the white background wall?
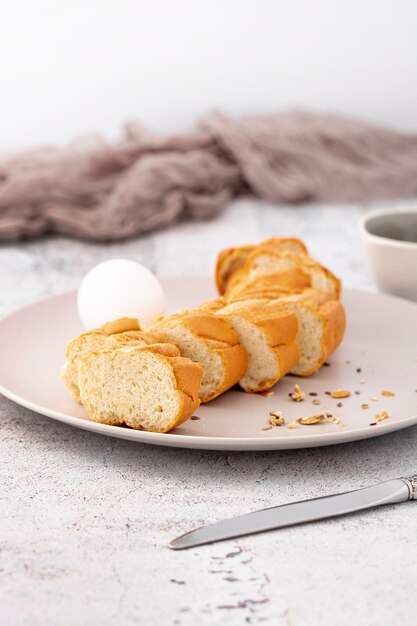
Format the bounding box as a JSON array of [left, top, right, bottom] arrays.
[[1, 0, 416, 150]]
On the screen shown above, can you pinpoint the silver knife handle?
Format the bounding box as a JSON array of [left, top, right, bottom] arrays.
[[401, 475, 417, 500]]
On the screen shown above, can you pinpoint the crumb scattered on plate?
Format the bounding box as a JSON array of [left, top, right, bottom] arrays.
[[290, 384, 305, 402], [375, 408, 389, 422], [268, 411, 284, 426]]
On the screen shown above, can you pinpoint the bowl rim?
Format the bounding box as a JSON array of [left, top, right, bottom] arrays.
[[359, 207, 417, 250]]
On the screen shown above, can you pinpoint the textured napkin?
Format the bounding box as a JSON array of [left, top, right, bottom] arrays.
[[1, 111, 417, 241]]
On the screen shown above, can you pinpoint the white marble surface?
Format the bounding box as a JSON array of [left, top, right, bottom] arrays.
[[1, 198, 417, 626]]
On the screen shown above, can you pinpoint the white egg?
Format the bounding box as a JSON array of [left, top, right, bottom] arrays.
[[77, 259, 166, 330]]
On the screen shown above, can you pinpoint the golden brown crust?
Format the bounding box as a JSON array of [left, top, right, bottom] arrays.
[[215, 237, 308, 295], [151, 309, 249, 402], [225, 268, 312, 300], [230, 247, 341, 299], [214, 298, 300, 392], [215, 245, 255, 294], [318, 300, 346, 366], [100, 317, 141, 334], [273, 341, 301, 385], [264, 290, 346, 376], [218, 299, 298, 346], [212, 344, 248, 400], [164, 354, 203, 429]]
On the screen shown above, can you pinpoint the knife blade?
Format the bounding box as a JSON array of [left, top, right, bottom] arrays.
[[169, 475, 416, 550]]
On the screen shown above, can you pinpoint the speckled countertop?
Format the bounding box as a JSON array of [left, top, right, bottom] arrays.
[[1, 198, 417, 626]]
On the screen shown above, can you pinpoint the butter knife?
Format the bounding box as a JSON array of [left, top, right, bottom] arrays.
[[169, 475, 416, 550]]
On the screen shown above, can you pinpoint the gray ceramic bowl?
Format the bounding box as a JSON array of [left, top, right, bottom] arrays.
[[359, 208, 417, 301]]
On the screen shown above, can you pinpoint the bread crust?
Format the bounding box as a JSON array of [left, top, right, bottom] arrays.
[[151, 310, 248, 402], [225, 268, 312, 300], [214, 299, 300, 392], [234, 290, 346, 376], [100, 317, 141, 334], [215, 237, 308, 294], [229, 248, 341, 299]]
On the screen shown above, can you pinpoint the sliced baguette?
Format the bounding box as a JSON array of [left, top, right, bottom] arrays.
[[226, 248, 340, 299], [231, 290, 346, 376], [150, 310, 248, 402], [78, 343, 203, 432], [215, 237, 308, 295], [213, 299, 300, 392], [61, 317, 158, 402]]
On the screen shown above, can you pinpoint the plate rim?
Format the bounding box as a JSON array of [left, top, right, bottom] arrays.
[[1, 284, 417, 451]]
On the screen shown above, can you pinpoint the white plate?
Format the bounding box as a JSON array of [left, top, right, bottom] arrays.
[[1, 277, 417, 450]]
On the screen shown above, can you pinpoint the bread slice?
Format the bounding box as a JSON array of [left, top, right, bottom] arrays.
[[215, 237, 308, 295], [232, 290, 346, 376], [150, 310, 248, 402], [61, 317, 158, 402], [226, 248, 340, 299], [78, 343, 203, 432], [213, 299, 300, 392]]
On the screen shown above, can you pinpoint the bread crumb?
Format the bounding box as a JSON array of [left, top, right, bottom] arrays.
[[381, 390, 395, 397], [262, 425, 273, 431], [360, 379, 366, 384], [361, 404, 370, 409], [375, 408, 389, 422], [323, 415, 340, 424], [290, 384, 305, 402], [287, 421, 298, 429], [312, 399, 321, 406], [330, 389, 351, 399], [268, 411, 284, 426], [371, 396, 378, 401]]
